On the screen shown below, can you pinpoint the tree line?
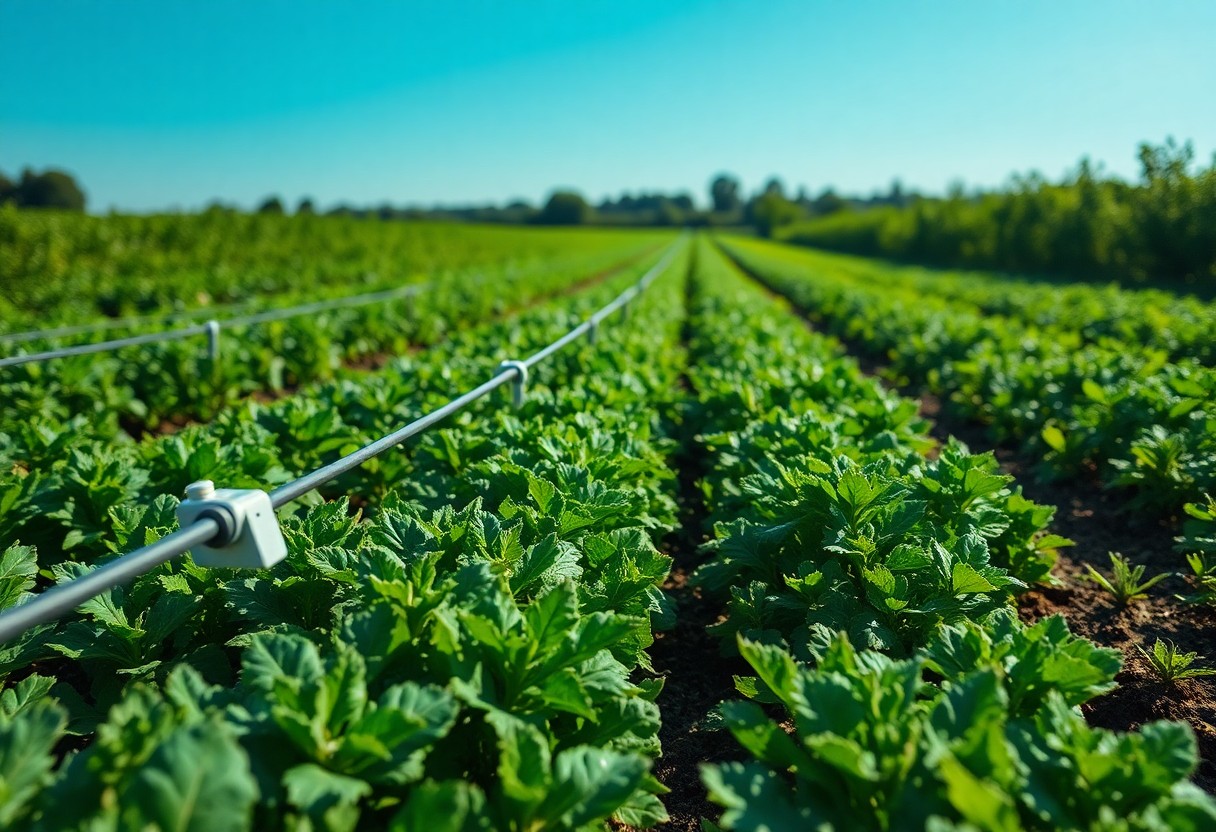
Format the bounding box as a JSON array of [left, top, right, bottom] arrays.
[[10, 138, 1214, 285], [236, 176, 898, 230], [777, 139, 1216, 287]]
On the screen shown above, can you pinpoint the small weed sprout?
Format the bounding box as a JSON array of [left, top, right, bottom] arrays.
[[1180, 553, 1216, 605], [1083, 552, 1168, 605], [1138, 638, 1216, 684]]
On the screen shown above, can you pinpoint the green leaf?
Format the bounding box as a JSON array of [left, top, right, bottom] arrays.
[[323, 648, 368, 735], [541, 747, 649, 828], [0, 545, 38, 611], [121, 720, 258, 832], [938, 753, 1020, 831], [1041, 425, 1067, 453], [613, 789, 669, 828], [0, 673, 55, 719], [390, 781, 492, 832], [952, 562, 998, 595], [527, 474, 558, 515], [486, 710, 550, 816], [282, 763, 371, 832], [242, 633, 324, 691], [0, 699, 67, 827], [719, 700, 809, 771], [510, 535, 581, 597], [1035, 534, 1074, 551], [737, 637, 800, 704], [538, 668, 596, 720], [702, 761, 816, 829], [524, 583, 580, 656]]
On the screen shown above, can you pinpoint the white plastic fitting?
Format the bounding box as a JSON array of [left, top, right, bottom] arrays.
[[176, 480, 287, 569], [497, 360, 529, 409], [204, 319, 221, 361]]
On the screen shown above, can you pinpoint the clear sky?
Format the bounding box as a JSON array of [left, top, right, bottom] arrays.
[[2, 0, 1214, 213]]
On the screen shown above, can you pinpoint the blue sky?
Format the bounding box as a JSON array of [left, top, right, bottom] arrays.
[[3, 0, 1214, 212]]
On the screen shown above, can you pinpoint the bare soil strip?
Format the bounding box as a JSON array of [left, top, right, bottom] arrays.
[[638, 254, 744, 831]]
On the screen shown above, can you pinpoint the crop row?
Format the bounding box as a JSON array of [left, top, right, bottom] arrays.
[[0, 206, 670, 326], [685, 239, 1215, 829], [764, 245, 1216, 364], [0, 241, 692, 829], [716, 236, 1216, 559], [1, 238, 664, 441]]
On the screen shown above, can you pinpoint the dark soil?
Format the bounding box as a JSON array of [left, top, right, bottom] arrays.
[[719, 241, 1216, 793], [642, 442, 744, 831], [628, 257, 744, 831]]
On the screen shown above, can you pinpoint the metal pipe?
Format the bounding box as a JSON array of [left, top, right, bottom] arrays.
[[0, 518, 221, 642], [0, 324, 211, 369]]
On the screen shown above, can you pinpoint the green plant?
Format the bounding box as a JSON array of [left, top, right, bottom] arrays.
[[1182, 553, 1216, 604], [705, 635, 1216, 831], [1083, 552, 1169, 605], [1177, 495, 1216, 604], [1138, 638, 1216, 684]]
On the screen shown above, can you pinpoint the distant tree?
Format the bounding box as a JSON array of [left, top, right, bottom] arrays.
[[297, 197, 315, 215], [1138, 136, 1193, 184], [888, 179, 906, 207], [257, 196, 285, 214], [751, 192, 803, 237], [670, 193, 695, 212], [762, 177, 786, 198], [0, 172, 14, 204], [710, 174, 741, 213], [498, 200, 538, 223], [653, 198, 685, 227], [812, 188, 847, 216], [14, 168, 86, 211], [536, 190, 590, 225], [203, 200, 238, 214]]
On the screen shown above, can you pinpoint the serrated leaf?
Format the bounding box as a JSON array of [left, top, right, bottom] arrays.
[[952, 562, 998, 595], [0, 545, 38, 611]]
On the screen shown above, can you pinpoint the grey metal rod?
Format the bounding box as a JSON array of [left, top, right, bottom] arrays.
[[0, 518, 220, 642], [0, 244, 661, 349], [269, 371, 517, 508], [0, 281, 436, 345], [0, 324, 211, 368], [522, 321, 595, 369], [0, 306, 252, 344], [221, 283, 426, 328], [0, 285, 432, 368], [0, 246, 655, 365]]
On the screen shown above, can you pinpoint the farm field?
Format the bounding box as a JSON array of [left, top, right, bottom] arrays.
[[2, 218, 1215, 830]]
